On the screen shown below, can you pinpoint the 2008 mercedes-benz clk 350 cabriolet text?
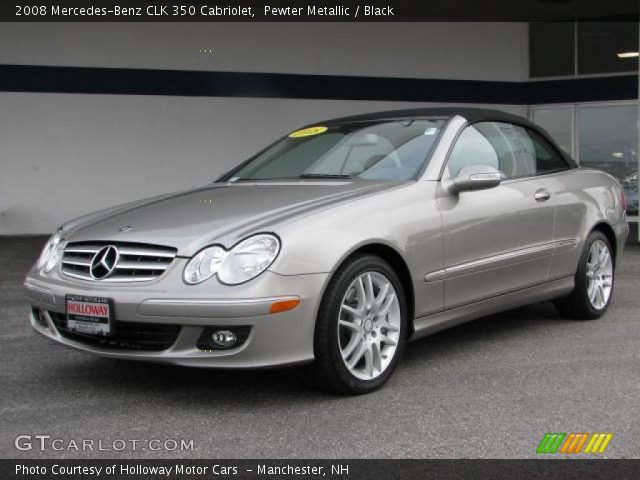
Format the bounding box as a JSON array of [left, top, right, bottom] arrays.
[[25, 108, 629, 393]]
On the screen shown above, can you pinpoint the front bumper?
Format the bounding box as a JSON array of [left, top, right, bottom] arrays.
[[24, 259, 329, 368]]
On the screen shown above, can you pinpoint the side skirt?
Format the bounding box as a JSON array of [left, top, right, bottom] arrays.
[[410, 277, 574, 341]]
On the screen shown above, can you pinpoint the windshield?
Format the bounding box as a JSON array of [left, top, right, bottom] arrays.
[[224, 119, 446, 182]]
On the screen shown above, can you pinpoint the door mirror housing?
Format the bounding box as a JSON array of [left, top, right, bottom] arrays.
[[447, 165, 503, 194]]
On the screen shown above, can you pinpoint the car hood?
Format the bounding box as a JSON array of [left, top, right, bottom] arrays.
[[63, 180, 403, 256]]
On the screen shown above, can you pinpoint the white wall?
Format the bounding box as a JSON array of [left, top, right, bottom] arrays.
[[0, 22, 528, 80], [0, 22, 528, 234]]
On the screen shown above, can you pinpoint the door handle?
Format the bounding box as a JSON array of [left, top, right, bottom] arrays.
[[534, 189, 551, 202]]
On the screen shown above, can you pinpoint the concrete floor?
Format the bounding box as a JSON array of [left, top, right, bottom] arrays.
[[1, 236, 639, 459]]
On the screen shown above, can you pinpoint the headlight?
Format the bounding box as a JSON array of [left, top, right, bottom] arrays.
[[218, 234, 280, 285], [183, 246, 226, 285], [183, 234, 280, 285], [37, 230, 65, 273]]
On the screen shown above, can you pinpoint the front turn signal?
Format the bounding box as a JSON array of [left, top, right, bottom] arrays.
[[270, 299, 300, 314]]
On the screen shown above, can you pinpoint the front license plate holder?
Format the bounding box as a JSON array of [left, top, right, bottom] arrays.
[[66, 295, 113, 337]]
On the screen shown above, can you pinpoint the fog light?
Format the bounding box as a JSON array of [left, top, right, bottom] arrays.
[[197, 326, 251, 351], [32, 307, 48, 328], [211, 330, 237, 348]]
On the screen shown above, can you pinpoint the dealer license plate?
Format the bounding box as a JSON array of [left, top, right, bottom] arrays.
[[66, 295, 113, 337]]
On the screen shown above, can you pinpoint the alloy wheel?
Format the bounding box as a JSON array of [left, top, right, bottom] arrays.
[[337, 271, 401, 381], [586, 239, 613, 310]]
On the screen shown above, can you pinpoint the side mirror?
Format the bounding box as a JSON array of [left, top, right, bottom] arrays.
[[448, 165, 503, 194]]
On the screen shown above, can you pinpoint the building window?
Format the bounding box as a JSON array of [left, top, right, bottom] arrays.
[[531, 107, 574, 157], [577, 21, 639, 75], [529, 22, 575, 78], [531, 103, 638, 220], [529, 20, 639, 78], [577, 104, 638, 217]]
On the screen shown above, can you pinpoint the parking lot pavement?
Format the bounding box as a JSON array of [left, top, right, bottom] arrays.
[[1, 236, 639, 459]]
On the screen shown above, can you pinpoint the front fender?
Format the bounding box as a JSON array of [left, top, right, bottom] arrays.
[[269, 182, 446, 317]]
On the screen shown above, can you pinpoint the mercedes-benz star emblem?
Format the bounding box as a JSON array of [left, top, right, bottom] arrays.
[[90, 245, 119, 280]]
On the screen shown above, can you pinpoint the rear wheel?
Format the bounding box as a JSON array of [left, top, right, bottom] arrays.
[[555, 231, 614, 320], [311, 254, 407, 394]]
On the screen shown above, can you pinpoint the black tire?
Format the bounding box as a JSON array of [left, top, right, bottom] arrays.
[[554, 230, 614, 320], [310, 254, 408, 394]]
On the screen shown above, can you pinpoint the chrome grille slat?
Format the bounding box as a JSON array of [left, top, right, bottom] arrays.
[[62, 271, 98, 281], [118, 248, 176, 258], [102, 275, 159, 283], [62, 271, 158, 283], [65, 247, 102, 254], [62, 259, 92, 267], [61, 241, 177, 283], [115, 261, 169, 270]]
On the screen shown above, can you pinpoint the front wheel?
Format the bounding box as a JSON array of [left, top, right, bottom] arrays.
[[311, 254, 408, 394], [555, 231, 615, 320]]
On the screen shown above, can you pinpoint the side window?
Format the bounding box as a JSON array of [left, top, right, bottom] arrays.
[[447, 121, 569, 180], [474, 122, 536, 178], [447, 125, 499, 177], [523, 127, 569, 174]]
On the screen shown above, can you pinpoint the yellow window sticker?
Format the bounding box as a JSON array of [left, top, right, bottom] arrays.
[[289, 126, 328, 138]]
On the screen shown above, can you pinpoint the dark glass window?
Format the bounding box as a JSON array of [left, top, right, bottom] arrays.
[[532, 107, 573, 156], [578, 21, 639, 75], [525, 128, 569, 174], [530, 22, 575, 78], [578, 105, 638, 216]]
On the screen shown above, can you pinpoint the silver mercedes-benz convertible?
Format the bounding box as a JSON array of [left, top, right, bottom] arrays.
[[24, 108, 629, 393]]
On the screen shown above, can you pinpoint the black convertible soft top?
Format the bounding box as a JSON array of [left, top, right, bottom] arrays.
[[319, 107, 537, 128], [314, 107, 577, 168]]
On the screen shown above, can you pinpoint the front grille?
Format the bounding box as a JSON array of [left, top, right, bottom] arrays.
[[48, 311, 181, 351], [61, 241, 177, 282]]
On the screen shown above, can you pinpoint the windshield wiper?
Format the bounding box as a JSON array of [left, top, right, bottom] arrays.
[[299, 173, 352, 179]]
